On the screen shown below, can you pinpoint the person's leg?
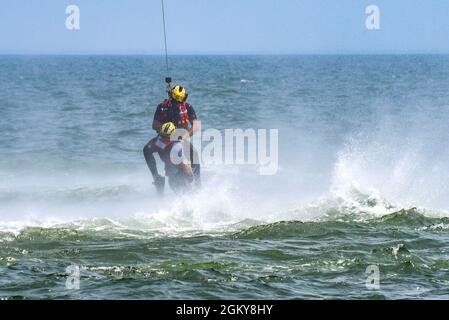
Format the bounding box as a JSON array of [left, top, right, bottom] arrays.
[[143, 137, 159, 177], [190, 141, 201, 187], [143, 137, 165, 194], [168, 171, 192, 194]]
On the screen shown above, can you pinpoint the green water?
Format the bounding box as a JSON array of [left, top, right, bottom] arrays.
[[1, 208, 449, 299]]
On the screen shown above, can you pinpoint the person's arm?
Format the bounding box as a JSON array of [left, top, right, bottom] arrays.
[[188, 119, 200, 137], [186, 104, 199, 137], [152, 120, 162, 132], [152, 105, 163, 132]]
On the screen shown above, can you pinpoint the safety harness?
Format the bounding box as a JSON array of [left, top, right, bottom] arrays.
[[178, 102, 189, 128], [160, 99, 189, 128], [154, 136, 174, 161]]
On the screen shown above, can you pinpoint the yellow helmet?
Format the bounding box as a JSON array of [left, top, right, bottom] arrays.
[[160, 122, 176, 138], [171, 85, 187, 103]]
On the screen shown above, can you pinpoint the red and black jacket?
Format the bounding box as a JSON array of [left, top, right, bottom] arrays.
[[153, 99, 197, 130]]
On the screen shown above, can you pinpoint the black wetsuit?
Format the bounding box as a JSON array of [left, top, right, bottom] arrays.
[[143, 98, 200, 186]]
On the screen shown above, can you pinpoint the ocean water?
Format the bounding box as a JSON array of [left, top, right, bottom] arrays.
[[1, 55, 449, 299]]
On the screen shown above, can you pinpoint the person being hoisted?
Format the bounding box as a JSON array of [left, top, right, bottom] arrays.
[[143, 83, 201, 194], [152, 122, 194, 193]]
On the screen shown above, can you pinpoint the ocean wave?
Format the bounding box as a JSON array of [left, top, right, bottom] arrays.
[[1, 202, 447, 243], [1, 167, 448, 242]]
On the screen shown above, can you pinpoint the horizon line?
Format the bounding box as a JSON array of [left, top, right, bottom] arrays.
[[1, 51, 449, 56]]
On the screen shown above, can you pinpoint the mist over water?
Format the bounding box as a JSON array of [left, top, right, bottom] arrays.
[[1, 55, 449, 299]]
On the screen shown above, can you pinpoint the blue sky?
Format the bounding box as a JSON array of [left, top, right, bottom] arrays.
[[0, 0, 448, 54]]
